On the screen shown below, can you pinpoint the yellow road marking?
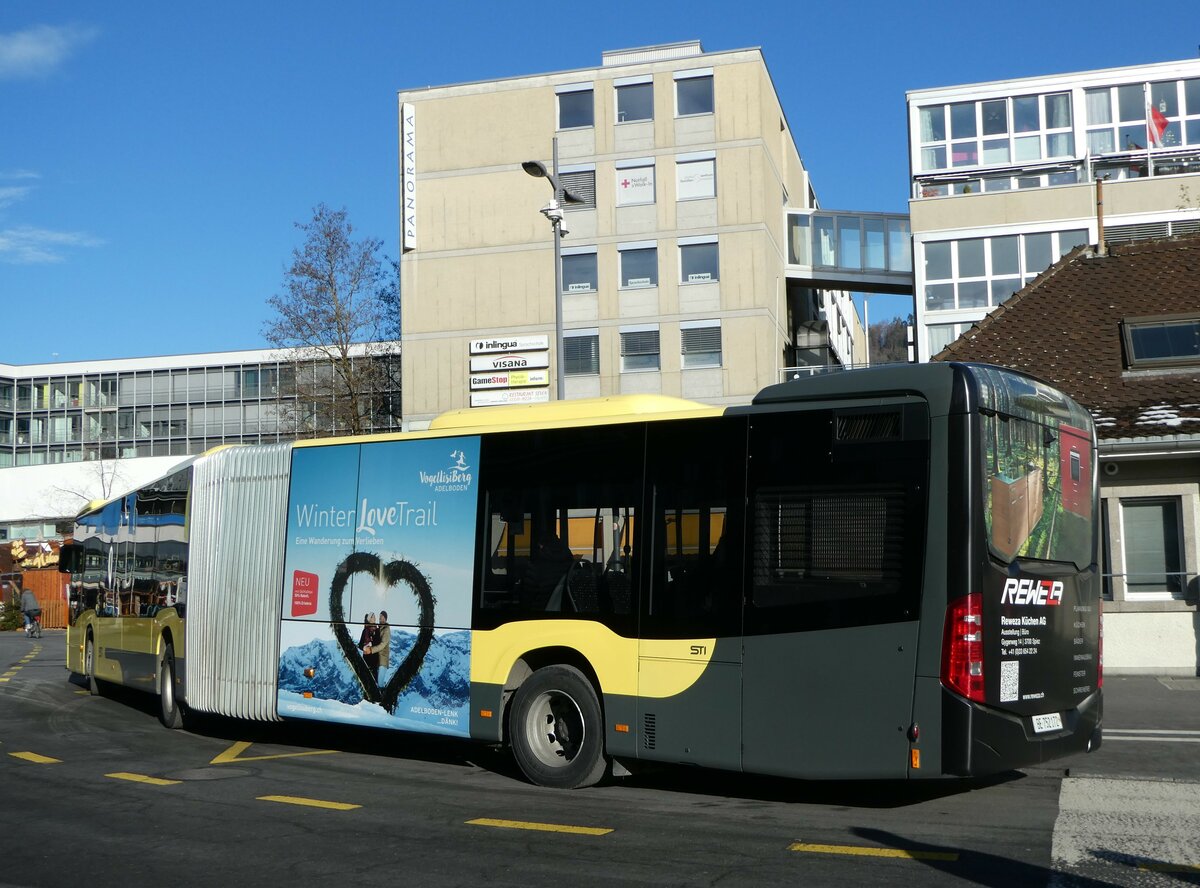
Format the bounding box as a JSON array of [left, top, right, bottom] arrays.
[[210, 740, 340, 765], [467, 817, 613, 836], [257, 795, 360, 811], [75, 690, 90, 695], [789, 841, 958, 861], [2, 671, 17, 678], [9, 751, 62, 764], [107, 772, 182, 786]]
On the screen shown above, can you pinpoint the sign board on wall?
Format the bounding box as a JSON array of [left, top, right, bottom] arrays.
[[677, 158, 715, 200], [617, 166, 655, 205], [471, 389, 551, 408], [469, 335, 549, 355], [469, 352, 550, 373], [469, 369, 550, 390], [401, 102, 416, 251]]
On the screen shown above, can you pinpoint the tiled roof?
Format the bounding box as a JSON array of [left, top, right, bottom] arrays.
[[933, 234, 1200, 441]]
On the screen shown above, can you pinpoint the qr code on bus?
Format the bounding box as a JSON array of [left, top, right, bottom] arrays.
[[1000, 660, 1019, 702]]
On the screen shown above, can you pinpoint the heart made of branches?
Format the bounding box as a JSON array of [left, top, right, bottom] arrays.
[[328, 551, 436, 714]]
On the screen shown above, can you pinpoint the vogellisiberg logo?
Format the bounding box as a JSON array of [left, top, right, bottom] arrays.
[[419, 449, 473, 492], [1001, 577, 1064, 606]]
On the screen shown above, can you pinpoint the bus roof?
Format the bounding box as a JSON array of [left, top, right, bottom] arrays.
[[429, 394, 722, 433]]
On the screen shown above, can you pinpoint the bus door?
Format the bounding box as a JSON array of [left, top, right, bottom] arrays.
[[637, 418, 746, 772], [741, 404, 929, 779]]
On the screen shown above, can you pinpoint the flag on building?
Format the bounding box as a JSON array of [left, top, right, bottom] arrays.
[[1147, 104, 1169, 148]]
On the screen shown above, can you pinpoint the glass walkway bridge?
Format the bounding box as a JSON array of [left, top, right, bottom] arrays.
[[786, 210, 913, 295]]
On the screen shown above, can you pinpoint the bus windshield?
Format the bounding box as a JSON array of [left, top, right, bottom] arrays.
[[975, 366, 1094, 570]]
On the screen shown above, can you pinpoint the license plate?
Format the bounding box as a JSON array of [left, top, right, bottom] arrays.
[[1032, 712, 1063, 734]]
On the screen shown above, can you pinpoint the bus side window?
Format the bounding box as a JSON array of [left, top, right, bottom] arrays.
[[474, 424, 645, 631], [746, 406, 928, 633], [644, 416, 746, 639]]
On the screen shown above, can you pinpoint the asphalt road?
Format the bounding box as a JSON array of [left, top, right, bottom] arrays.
[[1, 631, 1197, 887]]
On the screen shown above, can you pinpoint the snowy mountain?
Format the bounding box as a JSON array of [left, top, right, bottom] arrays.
[[278, 629, 470, 710]]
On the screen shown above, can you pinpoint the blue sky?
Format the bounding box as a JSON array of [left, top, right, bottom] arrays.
[[1, 1, 1189, 363]]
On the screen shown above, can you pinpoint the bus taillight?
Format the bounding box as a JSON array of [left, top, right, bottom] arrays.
[[1097, 600, 1104, 689], [942, 593, 985, 703]]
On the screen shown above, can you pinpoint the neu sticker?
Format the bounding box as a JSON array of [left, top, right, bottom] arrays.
[[291, 570, 319, 616]]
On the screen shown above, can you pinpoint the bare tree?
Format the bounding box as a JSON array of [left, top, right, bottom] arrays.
[[263, 204, 401, 437], [48, 457, 130, 518]]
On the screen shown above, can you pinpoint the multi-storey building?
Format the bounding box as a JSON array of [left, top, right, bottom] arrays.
[[908, 58, 1200, 362], [397, 42, 872, 427], [0, 346, 400, 541]]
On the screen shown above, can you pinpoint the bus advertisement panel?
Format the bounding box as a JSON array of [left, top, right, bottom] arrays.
[[276, 436, 480, 736]]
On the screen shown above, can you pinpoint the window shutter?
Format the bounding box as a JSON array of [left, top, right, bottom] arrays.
[[681, 326, 721, 355], [559, 170, 596, 209], [621, 330, 660, 356]]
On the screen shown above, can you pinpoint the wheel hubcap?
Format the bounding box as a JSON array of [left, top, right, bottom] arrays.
[[524, 690, 584, 769]]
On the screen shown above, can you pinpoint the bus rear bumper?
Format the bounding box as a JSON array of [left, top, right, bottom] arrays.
[[942, 687, 1103, 777]]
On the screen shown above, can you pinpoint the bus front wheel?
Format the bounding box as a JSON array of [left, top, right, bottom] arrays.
[[159, 642, 183, 729], [509, 664, 607, 789]]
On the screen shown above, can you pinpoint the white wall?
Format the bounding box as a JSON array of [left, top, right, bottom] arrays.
[[1105, 611, 1199, 676], [0, 456, 188, 527]]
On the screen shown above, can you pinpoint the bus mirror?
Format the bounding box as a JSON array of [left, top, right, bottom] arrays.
[[58, 542, 81, 574]]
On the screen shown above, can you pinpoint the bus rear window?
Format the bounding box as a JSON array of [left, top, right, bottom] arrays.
[[982, 413, 1092, 568]]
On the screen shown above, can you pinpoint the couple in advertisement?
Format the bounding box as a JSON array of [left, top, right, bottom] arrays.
[[358, 610, 391, 683]]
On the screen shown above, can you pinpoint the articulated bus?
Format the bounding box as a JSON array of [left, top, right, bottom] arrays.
[[61, 362, 1102, 788]]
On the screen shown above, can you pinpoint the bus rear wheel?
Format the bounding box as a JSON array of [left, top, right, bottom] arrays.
[[159, 642, 183, 729], [509, 665, 607, 789]]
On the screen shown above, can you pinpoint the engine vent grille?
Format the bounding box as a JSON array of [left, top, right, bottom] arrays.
[[642, 713, 656, 750]]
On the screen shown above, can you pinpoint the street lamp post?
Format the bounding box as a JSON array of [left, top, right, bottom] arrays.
[[523, 138, 583, 400]]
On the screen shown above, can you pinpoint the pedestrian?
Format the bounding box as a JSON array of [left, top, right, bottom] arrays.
[[19, 586, 38, 634]]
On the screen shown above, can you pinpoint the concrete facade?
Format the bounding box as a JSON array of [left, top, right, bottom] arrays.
[[397, 42, 860, 427]]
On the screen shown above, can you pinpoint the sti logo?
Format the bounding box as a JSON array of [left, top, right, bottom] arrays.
[[1001, 577, 1064, 607]]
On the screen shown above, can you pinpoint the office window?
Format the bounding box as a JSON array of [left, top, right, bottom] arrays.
[[681, 321, 721, 368], [676, 156, 715, 200], [1121, 498, 1184, 598], [927, 322, 969, 356], [616, 80, 653, 122], [616, 161, 655, 206], [620, 327, 660, 371], [561, 249, 597, 293], [1122, 316, 1200, 368], [680, 238, 719, 283], [675, 71, 713, 116], [619, 243, 657, 288], [563, 330, 600, 375], [559, 168, 596, 210], [919, 90, 1073, 173], [557, 83, 594, 129], [922, 228, 1085, 313]]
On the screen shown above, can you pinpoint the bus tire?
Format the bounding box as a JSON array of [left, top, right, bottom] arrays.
[[85, 634, 100, 696], [159, 642, 184, 729], [509, 664, 607, 789]]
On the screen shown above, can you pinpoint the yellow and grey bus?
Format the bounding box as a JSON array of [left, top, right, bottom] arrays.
[[61, 362, 1102, 788]]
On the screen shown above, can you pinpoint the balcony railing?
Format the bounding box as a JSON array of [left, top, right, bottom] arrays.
[[913, 147, 1200, 200]]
